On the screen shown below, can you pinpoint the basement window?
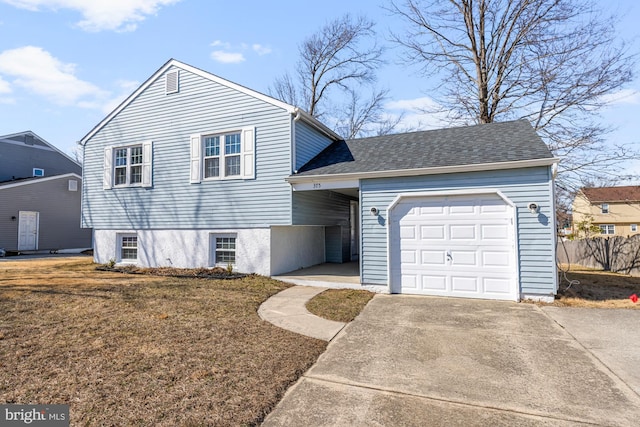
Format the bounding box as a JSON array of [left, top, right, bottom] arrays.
[[33, 168, 44, 177], [119, 234, 138, 262]]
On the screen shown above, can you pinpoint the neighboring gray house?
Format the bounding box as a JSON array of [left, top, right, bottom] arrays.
[[0, 131, 81, 181], [0, 132, 91, 252], [81, 59, 558, 302]]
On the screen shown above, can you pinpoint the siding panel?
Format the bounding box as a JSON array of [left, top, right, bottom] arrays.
[[82, 66, 294, 229], [295, 121, 334, 171], [360, 167, 556, 296]]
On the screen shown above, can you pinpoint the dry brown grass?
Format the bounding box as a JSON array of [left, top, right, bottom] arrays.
[[0, 256, 326, 426], [550, 265, 640, 309], [306, 289, 375, 322]]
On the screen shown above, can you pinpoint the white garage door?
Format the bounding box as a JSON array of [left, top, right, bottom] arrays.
[[390, 193, 518, 300]]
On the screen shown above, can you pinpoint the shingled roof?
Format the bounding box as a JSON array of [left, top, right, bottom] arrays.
[[295, 119, 554, 177], [581, 186, 640, 203]]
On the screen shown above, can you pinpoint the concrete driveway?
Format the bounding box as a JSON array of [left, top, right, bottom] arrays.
[[264, 296, 640, 426]]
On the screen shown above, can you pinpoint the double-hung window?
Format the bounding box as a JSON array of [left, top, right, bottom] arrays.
[[104, 141, 153, 189], [114, 145, 143, 186], [599, 224, 615, 235], [211, 234, 237, 266], [119, 234, 138, 262], [190, 127, 255, 183], [203, 132, 242, 179]]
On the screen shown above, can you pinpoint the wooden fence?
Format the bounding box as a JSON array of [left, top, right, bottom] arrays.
[[557, 235, 640, 277]]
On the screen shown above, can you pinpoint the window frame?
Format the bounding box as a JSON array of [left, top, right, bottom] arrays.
[[33, 168, 44, 177], [601, 203, 609, 214], [202, 131, 242, 180], [104, 141, 152, 190], [631, 224, 638, 232], [211, 234, 237, 267], [118, 233, 138, 263], [113, 145, 143, 187], [190, 127, 254, 184], [599, 224, 615, 235]]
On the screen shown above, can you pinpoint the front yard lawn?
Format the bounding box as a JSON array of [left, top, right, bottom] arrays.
[[552, 266, 640, 309], [0, 257, 326, 426]]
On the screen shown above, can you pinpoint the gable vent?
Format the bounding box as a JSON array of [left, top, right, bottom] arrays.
[[165, 70, 179, 94]]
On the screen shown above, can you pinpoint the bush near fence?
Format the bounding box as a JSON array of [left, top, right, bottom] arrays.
[[557, 235, 640, 277]]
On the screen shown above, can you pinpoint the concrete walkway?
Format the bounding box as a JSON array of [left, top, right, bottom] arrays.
[[258, 286, 346, 341]]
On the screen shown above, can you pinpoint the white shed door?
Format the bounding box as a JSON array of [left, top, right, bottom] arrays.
[[390, 194, 517, 300], [18, 211, 39, 251]]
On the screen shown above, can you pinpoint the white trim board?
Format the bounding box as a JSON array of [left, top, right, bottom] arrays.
[[287, 158, 559, 184], [0, 173, 81, 190]]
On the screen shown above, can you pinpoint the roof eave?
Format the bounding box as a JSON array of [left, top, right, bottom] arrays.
[[286, 157, 560, 184]]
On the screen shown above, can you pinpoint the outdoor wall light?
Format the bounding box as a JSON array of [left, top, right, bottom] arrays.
[[11, 216, 16, 221], [370, 207, 379, 216], [527, 202, 539, 215]]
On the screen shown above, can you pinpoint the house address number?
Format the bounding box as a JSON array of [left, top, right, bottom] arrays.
[[313, 183, 321, 189]]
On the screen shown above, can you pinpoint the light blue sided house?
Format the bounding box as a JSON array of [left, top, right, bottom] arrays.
[[81, 59, 559, 302]]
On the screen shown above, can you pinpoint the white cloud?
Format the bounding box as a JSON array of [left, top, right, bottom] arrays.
[[211, 40, 231, 49], [1, 0, 180, 32], [0, 46, 108, 106], [252, 44, 272, 56], [600, 89, 640, 106], [210, 40, 272, 64], [211, 50, 245, 64], [0, 75, 11, 93]]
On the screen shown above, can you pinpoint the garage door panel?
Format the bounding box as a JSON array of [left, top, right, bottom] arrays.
[[400, 225, 416, 239], [401, 250, 417, 265], [421, 250, 446, 266], [483, 277, 512, 294], [394, 193, 517, 300], [419, 204, 445, 215], [449, 200, 475, 214], [482, 251, 512, 268], [401, 274, 418, 289], [450, 225, 476, 240], [451, 276, 479, 292], [420, 225, 445, 240], [422, 275, 447, 291], [450, 250, 477, 266], [481, 224, 509, 240]]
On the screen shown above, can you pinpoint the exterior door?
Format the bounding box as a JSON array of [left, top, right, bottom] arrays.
[[18, 211, 39, 251], [389, 194, 517, 300]]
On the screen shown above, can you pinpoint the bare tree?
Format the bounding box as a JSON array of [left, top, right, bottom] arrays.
[[271, 14, 398, 138], [334, 88, 405, 139], [387, 0, 637, 190]]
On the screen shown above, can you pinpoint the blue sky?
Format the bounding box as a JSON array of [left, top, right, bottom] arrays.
[[0, 0, 639, 179]]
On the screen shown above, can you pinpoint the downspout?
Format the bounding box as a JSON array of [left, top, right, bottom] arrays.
[[292, 109, 302, 174]]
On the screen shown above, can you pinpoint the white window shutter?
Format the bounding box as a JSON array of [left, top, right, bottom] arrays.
[[142, 140, 153, 187], [242, 126, 255, 180], [103, 147, 113, 190], [190, 134, 202, 183]]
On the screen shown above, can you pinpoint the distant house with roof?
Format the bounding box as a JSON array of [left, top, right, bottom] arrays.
[[80, 59, 559, 302], [572, 186, 640, 237], [0, 131, 91, 253]]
